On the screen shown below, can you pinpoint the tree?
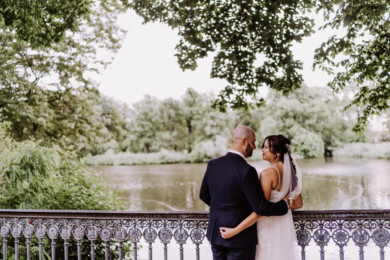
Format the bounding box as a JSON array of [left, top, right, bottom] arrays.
[[313, 0, 390, 131], [181, 88, 202, 152], [92, 95, 131, 154], [0, 0, 126, 155], [255, 86, 368, 157], [181, 88, 216, 152], [124, 0, 389, 131], [128, 96, 161, 153], [0, 122, 129, 259], [0, 85, 104, 155], [126, 0, 314, 109], [0, 0, 91, 47], [155, 98, 187, 151]]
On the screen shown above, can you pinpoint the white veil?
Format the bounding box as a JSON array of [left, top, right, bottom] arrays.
[[277, 153, 302, 200]]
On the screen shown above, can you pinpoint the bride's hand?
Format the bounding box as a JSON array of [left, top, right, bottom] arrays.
[[219, 227, 238, 239]]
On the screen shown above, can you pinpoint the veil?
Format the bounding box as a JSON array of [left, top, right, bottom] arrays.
[[279, 153, 302, 199]]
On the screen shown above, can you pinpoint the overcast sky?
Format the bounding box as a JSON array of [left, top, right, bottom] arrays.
[[96, 10, 337, 106]]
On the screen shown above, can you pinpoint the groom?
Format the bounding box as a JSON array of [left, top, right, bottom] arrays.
[[199, 125, 289, 259]]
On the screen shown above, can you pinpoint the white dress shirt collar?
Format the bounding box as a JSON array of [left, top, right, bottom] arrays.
[[228, 149, 246, 160]]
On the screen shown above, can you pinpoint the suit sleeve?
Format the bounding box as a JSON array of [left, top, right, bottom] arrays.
[[199, 162, 211, 206], [242, 167, 288, 216]]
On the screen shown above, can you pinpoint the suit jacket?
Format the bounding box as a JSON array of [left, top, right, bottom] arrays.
[[199, 152, 288, 248]]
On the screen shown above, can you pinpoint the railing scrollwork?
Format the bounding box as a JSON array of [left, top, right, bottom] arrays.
[[294, 210, 390, 260], [0, 209, 388, 260]]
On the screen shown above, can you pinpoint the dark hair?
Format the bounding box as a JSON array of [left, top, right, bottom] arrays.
[[262, 134, 298, 191], [262, 135, 291, 163]]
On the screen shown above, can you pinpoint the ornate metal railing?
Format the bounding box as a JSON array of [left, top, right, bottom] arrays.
[[294, 210, 390, 260], [0, 209, 389, 260]]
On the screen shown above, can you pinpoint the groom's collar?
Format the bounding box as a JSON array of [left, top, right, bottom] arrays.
[[228, 149, 246, 160]]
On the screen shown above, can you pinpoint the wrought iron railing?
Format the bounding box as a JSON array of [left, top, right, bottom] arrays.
[[294, 210, 390, 260], [0, 209, 389, 260]]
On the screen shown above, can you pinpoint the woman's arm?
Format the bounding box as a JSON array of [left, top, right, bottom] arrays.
[[220, 169, 278, 239], [220, 212, 260, 239]]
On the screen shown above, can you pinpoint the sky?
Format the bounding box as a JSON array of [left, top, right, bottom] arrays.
[[97, 10, 337, 106]]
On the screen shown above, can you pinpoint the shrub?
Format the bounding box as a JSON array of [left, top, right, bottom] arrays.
[[0, 123, 129, 259]]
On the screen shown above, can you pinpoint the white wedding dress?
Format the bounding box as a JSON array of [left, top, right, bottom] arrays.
[[255, 161, 301, 260]]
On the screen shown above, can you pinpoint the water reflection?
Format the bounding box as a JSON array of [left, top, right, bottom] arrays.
[[92, 158, 390, 211]]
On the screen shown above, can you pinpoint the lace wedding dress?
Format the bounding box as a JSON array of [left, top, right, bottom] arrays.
[[255, 156, 302, 260]]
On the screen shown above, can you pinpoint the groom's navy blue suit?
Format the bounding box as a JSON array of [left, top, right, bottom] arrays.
[[200, 152, 288, 259]]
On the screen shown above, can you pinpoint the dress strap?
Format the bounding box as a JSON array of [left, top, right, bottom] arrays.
[[269, 166, 281, 187]]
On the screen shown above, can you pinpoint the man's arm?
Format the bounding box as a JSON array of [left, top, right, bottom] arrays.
[[242, 167, 288, 216], [199, 164, 211, 206]]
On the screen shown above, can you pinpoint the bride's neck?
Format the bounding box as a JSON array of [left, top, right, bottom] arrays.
[[270, 161, 283, 168]]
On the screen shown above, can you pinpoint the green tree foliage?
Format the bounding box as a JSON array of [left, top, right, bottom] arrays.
[[97, 87, 369, 159], [0, 129, 119, 210], [123, 89, 233, 156], [127, 95, 161, 153], [123, 0, 389, 131], [0, 122, 129, 259], [255, 86, 368, 157], [180, 88, 234, 153], [0, 0, 91, 47], [314, 0, 390, 132], [92, 95, 130, 154], [156, 98, 186, 151], [181, 88, 203, 152], [0, 85, 104, 155], [0, 0, 126, 155], [125, 0, 314, 110]]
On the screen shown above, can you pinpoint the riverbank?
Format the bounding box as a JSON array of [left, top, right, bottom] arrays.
[[86, 149, 193, 166], [86, 148, 279, 166], [86, 142, 390, 166], [334, 142, 390, 159]]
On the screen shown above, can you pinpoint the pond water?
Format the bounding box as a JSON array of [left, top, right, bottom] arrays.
[[91, 157, 390, 260], [92, 157, 390, 211]]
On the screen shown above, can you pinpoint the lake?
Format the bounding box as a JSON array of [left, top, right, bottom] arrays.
[[92, 157, 390, 211], [91, 157, 390, 260]]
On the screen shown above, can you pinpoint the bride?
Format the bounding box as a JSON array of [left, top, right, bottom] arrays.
[[220, 134, 303, 260]]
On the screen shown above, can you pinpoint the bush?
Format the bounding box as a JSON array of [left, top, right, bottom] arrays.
[[0, 142, 119, 211], [0, 123, 130, 259]]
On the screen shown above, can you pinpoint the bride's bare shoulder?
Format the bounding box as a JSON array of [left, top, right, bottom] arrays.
[[259, 167, 278, 180]]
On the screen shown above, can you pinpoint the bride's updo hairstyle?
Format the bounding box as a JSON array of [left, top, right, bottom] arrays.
[[262, 135, 291, 163], [262, 135, 298, 189]]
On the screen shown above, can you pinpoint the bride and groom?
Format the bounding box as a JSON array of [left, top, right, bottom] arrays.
[[200, 125, 303, 260]]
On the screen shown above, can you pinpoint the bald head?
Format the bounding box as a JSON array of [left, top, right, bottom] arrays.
[[231, 125, 256, 158], [232, 125, 255, 144]]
